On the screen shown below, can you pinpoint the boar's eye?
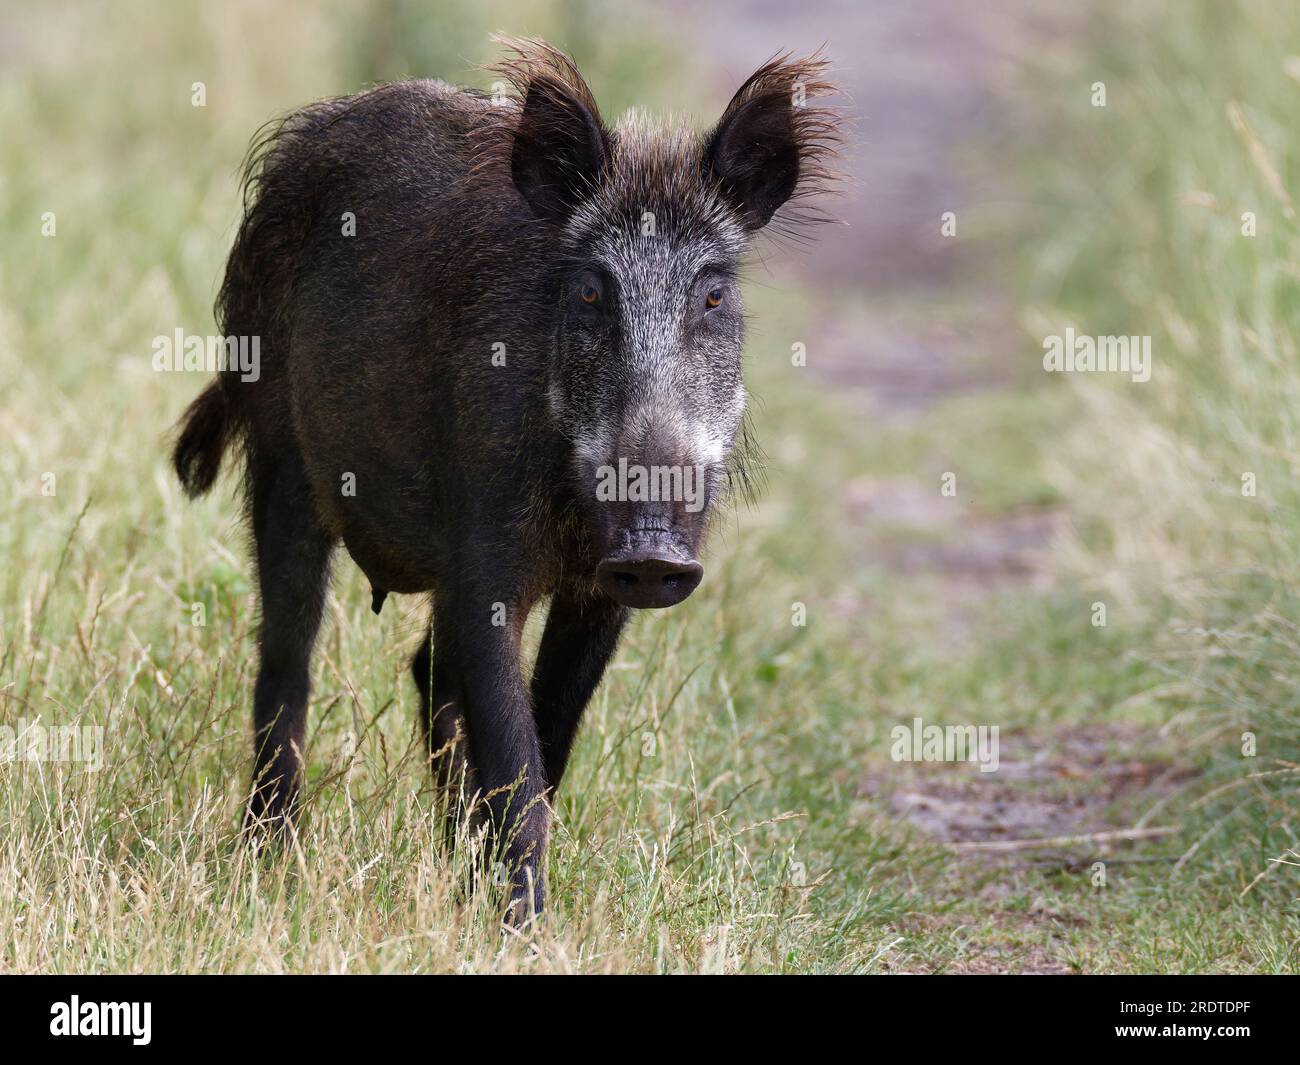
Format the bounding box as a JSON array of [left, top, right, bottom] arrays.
[[704, 288, 724, 310], [573, 272, 608, 317]]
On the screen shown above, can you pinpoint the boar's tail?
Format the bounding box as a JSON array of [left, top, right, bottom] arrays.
[[172, 382, 234, 498]]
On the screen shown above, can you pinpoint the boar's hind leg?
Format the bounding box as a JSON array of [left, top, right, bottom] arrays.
[[531, 590, 628, 791], [412, 610, 477, 843], [243, 453, 334, 837]]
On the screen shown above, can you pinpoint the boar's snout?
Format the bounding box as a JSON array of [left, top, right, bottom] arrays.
[[596, 547, 703, 609], [579, 405, 722, 608]]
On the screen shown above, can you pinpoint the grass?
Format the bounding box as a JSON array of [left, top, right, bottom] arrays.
[[2, 0, 1299, 973], [1012, 0, 1300, 911]]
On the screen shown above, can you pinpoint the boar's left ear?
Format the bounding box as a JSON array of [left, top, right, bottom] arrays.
[[702, 52, 840, 232], [492, 37, 611, 224]]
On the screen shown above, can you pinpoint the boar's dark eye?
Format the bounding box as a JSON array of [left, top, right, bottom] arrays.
[[580, 284, 600, 305], [705, 288, 724, 310]]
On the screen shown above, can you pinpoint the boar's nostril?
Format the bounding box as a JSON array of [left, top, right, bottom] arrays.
[[596, 555, 703, 609]]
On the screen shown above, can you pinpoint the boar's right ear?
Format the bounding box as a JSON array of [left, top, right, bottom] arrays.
[[702, 51, 840, 233], [499, 40, 610, 224]]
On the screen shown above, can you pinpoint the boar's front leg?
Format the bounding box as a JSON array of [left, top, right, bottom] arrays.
[[452, 569, 548, 923], [531, 588, 627, 791]]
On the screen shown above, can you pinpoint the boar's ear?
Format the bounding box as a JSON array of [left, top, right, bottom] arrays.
[[702, 52, 840, 233], [501, 41, 610, 224]]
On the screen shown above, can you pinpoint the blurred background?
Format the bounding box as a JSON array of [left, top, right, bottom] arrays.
[[2, 0, 1299, 972]]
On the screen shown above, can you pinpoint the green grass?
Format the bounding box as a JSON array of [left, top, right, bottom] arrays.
[[3, 0, 1300, 973]]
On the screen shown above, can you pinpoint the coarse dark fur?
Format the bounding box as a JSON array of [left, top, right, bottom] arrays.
[[172, 37, 839, 921]]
